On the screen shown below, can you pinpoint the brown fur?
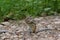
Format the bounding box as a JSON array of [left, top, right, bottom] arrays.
[[25, 17, 36, 33]]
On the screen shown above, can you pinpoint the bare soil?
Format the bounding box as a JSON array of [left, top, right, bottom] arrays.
[[0, 16, 60, 40]]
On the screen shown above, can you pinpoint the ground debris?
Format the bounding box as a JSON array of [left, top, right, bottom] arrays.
[[0, 16, 60, 40], [0, 30, 8, 34]]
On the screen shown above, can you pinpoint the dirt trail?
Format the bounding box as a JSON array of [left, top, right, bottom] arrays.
[[0, 16, 60, 40]]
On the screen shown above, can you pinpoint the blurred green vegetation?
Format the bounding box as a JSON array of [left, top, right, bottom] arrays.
[[0, 0, 60, 21]]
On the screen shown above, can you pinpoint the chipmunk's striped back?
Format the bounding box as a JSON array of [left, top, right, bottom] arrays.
[[25, 17, 36, 33]]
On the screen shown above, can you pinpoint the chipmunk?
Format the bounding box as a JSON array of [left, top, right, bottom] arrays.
[[25, 16, 60, 33], [25, 16, 36, 33]]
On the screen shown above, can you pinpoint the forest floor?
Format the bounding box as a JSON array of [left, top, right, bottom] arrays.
[[0, 16, 60, 40]]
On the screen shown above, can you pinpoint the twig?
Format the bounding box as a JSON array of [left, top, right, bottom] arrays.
[[0, 30, 8, 34]]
